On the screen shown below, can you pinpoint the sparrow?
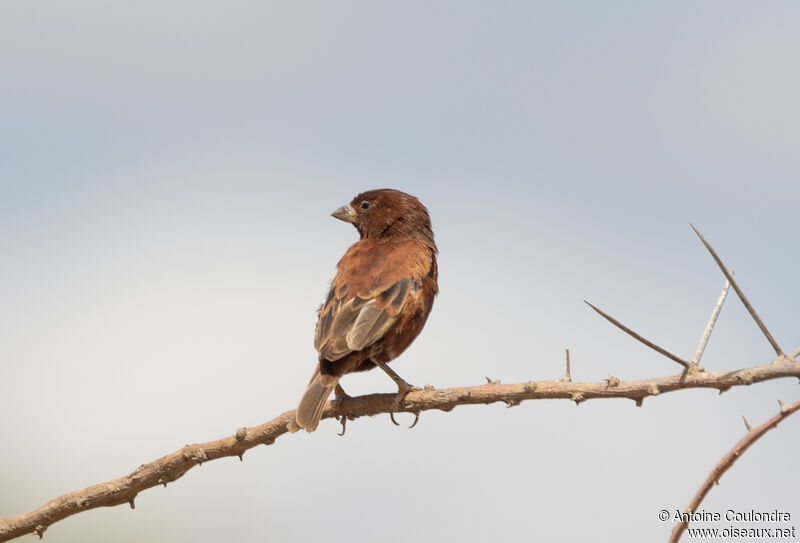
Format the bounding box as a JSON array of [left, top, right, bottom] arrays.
[[295, 189, 438, 431]]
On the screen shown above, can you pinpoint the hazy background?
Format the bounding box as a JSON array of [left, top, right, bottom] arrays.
[[2, 2, 799, 541]]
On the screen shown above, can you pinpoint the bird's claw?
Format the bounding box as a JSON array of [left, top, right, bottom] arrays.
[[389, 410, 421, 428], [389, 386, 421, 428], [334, 384, 351, 414], [372, 359, 421, 429], [334, 384, 351, 436]]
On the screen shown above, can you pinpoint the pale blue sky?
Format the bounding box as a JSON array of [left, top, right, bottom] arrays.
[[2, 2, 799, 541]]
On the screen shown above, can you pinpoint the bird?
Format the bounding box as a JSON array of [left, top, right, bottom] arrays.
[[295, 189, 439, 432]]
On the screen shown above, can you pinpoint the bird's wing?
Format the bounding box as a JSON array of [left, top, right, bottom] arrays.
[[314, 240, 431, 361]]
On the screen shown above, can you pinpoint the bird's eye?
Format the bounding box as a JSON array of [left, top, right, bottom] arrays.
[[360, 201, 371, 210]]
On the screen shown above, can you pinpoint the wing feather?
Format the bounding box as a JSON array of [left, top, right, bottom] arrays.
[[314, 240, 431, 361]]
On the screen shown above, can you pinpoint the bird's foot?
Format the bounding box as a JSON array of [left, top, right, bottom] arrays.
[[334, 383, 350, 402], [373, 360, 421, 428], [334, 384, 351, 436]]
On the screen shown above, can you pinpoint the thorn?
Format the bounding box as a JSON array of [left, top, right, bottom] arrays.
[[635, 397, 644, 407], [691, 225, 784, 357], [237, 453, 243, 461], [778, 399, 788, 413], [158, 478, 167, 488], [34, 525, 46, 539], [562, 348, 572, 382], [503, 399, 521, 408], [718, 386, 730, 395], [714, 479, 720, 486], [129, 497, 136, 509], [389, 413, 400, 426], [485, 376, 500, 384], [584, 300, 691, 368], [692, 274, 732, 365], [742, 416, 752, 432], [604, 374, 620, 388], [571, 392, 584, 405], [337, 415, 347, 436]]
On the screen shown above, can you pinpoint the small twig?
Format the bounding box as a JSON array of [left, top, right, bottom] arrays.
[[692, 276, 731, 365], [669, 398, 800, 542], [691, 225, 784, 357], [790, 346, 800, 359], [584, 301, 691, 369], [741, 416, 752, 432], [562, 348, 572, 382]]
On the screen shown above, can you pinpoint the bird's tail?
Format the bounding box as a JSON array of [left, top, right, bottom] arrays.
[[295, 370, 339, 432]]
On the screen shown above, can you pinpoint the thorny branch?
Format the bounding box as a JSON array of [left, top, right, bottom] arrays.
[[1, 355, 798, 542], [670, 398, 800, 542], [0, 227, 796, 542]]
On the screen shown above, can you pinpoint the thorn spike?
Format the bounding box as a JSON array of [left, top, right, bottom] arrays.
[[691, 225, 784, 357], [585, 300, 691, 368], [692, 275, 732, 365], [564, 348, 572, 382]]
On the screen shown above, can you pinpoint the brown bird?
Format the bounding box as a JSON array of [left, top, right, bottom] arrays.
[[295, 189, 439, 431]]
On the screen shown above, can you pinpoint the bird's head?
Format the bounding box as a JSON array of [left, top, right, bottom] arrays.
[[332, 189, 436, 251]]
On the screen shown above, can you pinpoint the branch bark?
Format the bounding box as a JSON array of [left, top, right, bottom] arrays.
[[1, 354, 798, 542], [669, 397, 800, 542]]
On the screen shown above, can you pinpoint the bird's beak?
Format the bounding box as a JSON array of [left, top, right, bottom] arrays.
[[331, 204, 358, 224]]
